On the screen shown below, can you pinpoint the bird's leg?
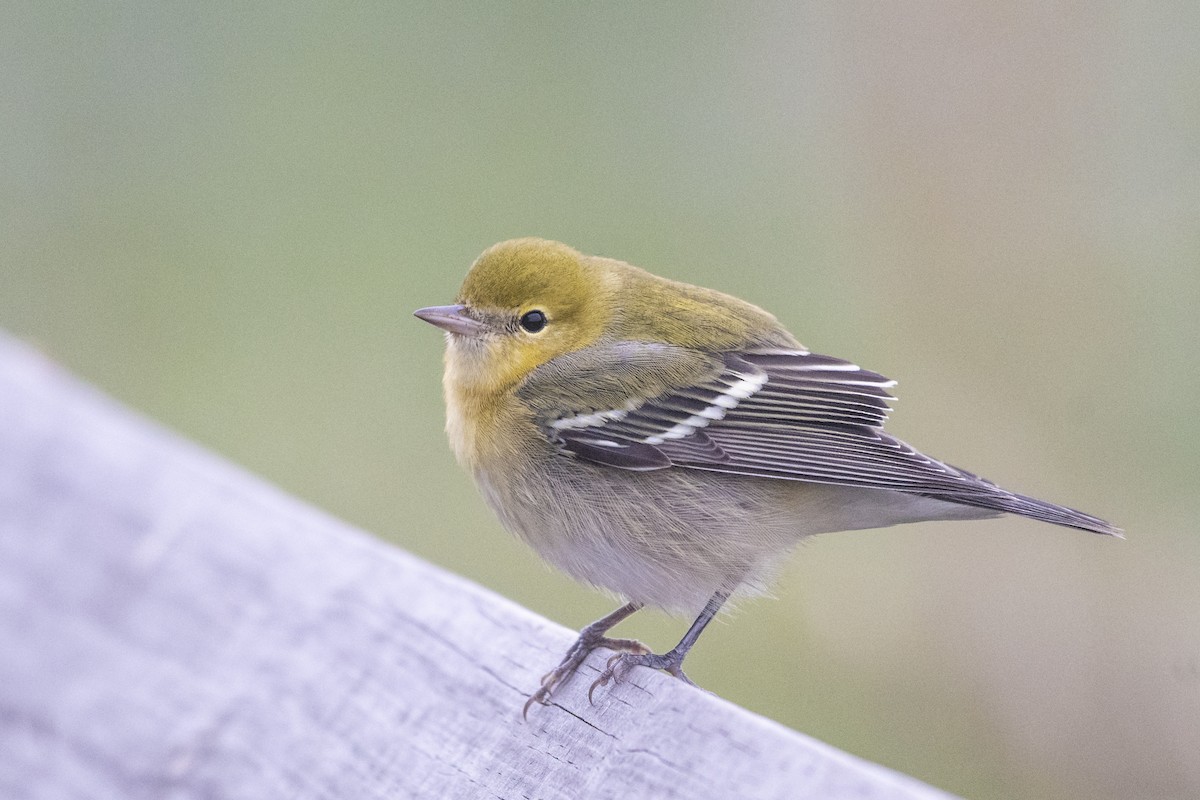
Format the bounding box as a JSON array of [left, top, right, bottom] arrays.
[[589, 589, 730, 703], [523, 601, 646, 718]]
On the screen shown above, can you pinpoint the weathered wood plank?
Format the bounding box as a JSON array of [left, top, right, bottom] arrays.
[[0, 332, 955, 800]]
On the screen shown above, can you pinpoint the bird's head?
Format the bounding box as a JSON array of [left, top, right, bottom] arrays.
[[415, 238, 614, 395]]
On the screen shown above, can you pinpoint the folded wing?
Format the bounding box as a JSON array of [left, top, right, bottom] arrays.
[[531, 345, 1118, 536]]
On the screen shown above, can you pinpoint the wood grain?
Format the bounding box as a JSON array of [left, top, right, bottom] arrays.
[[0, 332, 955, 800]]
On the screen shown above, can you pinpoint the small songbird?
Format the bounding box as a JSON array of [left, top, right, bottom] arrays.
[[414, 238, 1119, 717]]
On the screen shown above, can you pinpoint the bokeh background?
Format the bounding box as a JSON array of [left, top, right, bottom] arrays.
[[3, 4, 1197, 798]]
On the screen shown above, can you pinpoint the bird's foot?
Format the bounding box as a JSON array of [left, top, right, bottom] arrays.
[[523, 634, 649, 719], [587, 648, 695, 704]]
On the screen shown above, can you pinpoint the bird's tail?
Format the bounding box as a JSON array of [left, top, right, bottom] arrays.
[[954, 490, 1121, 536], [927, 465, 1122, 537]]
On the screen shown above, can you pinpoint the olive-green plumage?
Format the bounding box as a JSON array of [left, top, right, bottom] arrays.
[[415, 238, 1119, 713]]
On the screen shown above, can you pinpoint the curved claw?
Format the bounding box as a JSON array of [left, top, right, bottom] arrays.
[[587, 652, 645, 704], [523, 635, 651, 719], [522, 688, 549, 721], [586, 648, 700, 705], [587, 655, 631, 704], [587, 673, 608, 705]]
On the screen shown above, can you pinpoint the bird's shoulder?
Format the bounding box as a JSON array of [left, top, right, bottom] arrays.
[[516, 340, 722, 421], [593, 256, 801, 352]]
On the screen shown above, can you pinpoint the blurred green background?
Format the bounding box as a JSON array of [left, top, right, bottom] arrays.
[[2, 4, 1197, 798]]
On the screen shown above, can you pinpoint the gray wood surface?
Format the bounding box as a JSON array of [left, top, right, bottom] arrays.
[[0, 332, 956, 800]]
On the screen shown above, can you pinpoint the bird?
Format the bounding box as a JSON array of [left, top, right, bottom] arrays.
[[413, 238, 1120, 717]]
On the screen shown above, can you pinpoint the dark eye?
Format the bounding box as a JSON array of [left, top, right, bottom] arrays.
[[519, 309, 547, 333]]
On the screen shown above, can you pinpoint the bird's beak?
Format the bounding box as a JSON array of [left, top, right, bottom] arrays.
[[413, 304, 489, 338]]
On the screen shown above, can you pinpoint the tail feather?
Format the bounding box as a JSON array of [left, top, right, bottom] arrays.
[[921, 464, 1121, 537], [944, 491, 1121, 536]]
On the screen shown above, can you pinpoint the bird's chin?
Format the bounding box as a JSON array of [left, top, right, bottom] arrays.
[[446, 331, 491, 353], [444, 333, 502, 377]]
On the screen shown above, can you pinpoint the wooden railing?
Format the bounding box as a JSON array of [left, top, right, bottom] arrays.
[[0, 332, 955, 799]]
